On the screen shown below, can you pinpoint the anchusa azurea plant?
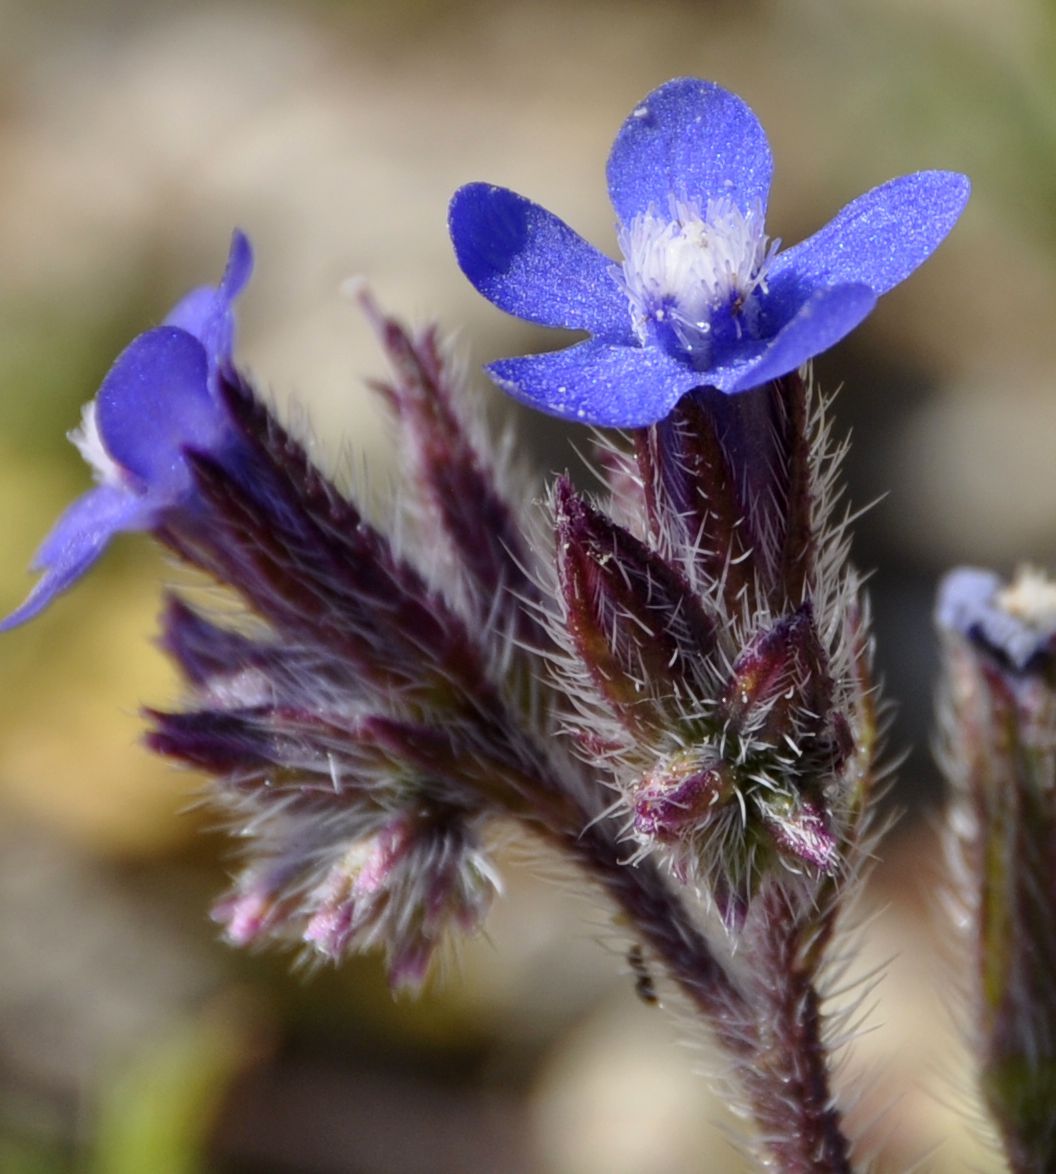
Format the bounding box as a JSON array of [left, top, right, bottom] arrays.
[[6, 78, 982, 1171]]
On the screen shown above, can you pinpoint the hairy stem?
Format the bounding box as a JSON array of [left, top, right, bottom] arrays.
[[565, 819, 854, 1172], [739, 885, 853, 1173]]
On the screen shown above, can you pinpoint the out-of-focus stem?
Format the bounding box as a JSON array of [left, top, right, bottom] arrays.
[[938, 567, 1056, 1171]]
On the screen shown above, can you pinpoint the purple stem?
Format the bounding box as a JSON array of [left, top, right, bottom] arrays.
[[538, 785, 855, 1172]]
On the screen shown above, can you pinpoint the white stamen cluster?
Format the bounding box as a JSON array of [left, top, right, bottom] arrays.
[[618, 195, 777, 358]]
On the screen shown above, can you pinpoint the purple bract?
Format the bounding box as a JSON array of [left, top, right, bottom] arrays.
[[1, 231, 253, 630], [449, 77, 970, 427]]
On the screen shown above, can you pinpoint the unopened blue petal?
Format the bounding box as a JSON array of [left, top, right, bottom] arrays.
[[95, 326, 221, 492], [449, 184, 632, 340], [0, 486, 150, 630], [165, 229, 254, 365], [606, 79, 772, 224], [487, 339, 701, 427], [766, 171, 970, 303], [165, 288, 215, 346], [723, 284, 877, 393]]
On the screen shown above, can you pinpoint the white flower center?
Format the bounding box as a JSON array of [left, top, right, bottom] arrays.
[[617, 196, 777, 361], [999, 565, 1056, 630]]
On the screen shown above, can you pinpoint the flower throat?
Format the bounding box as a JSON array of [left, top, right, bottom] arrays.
[[618, 196, 777, 364]]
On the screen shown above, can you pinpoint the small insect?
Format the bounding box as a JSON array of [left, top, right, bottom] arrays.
[[628, 943, 658, 1006]]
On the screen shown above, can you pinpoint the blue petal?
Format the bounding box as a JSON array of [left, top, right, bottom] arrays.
[[449, 184, 632, 340], [95, 327, 222, 493], [165, 229, 254, 365], [606, 79, 772, 224], [218, 229, 254, 302], [487, 339, 702, 427], [165, 288, 215, 343], [723, 284, 877, 393], [935, 568, 1001, 639], [0, 486, 151, 630], [766, 171, 970, 302]]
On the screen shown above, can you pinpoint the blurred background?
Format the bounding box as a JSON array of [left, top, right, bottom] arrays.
[[0, 0, 1049, 1169]]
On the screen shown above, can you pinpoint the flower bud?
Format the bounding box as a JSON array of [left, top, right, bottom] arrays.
[[213, 854, 308, 948], [303, 814, 499, 992], [633, 753, 737, 843], [634, 388, 752, 604], [358, 289, 547, 654], [722, 604, 833, 749], [757, 793, 839, 875], [553, 475, 716, 739]]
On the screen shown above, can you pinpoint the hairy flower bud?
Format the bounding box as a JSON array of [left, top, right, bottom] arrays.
[[722, 604, 833, 747], [358, 289, 548, 656], [553, 475, 716, 741], [213, 852, 312, 948], [756, 793, 839, 874], [634, 388, 752, 604], [633, 753, 737, 844], [301, 813, 500, 991]]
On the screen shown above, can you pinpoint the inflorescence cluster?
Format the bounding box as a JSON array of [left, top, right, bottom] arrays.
[[9, 78, 1049, 1173]]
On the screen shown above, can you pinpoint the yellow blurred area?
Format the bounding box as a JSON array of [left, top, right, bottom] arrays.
[[0, 0, 1051, 1170], [0, 450, 198, 854], [0, 586, 189, 856]]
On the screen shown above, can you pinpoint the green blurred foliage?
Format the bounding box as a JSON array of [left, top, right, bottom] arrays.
[[92, 1003, 259, 1174]]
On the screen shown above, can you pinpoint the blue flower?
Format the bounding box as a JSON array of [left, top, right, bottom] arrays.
[[938, 566, 1056, 675], [2, 230, 253, 630], [449, 78, 970, 427]]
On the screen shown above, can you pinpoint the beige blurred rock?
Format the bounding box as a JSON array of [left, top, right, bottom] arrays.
[[531, 987, 736, 1174], [0, 816, 221, 1092], [456, 843, 621, 1041], [832, 823, 1007, 1173], [890, 374, 1056, 564]]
